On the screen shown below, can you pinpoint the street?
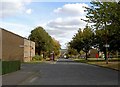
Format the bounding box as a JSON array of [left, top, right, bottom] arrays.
[[2, 58, 119, 85]]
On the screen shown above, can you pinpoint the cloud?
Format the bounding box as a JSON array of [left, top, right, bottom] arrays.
[[0, 2, 88, 49], [47, 17, 86, 30], [0, 0, 32, 18], [0, 21, 32, 38], [45, 16, 87, 48], [26, 9, 32, 14], [54, 3, 88, 16], [46, 3, 89, 48]]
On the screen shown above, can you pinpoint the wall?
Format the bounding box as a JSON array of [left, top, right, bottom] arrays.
[[0, 29, 2, 82], [89, 49, 98, 58], [30, 41, 35, 58], [24, 39, 35, 62], [2, 29, 24, 61], [0, 29, 2, 60]]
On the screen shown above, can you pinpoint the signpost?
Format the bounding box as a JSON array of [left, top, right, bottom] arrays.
[[104, 44, 110, 64]]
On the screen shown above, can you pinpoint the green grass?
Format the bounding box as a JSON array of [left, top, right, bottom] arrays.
[[73, 58, 120, 71], [23, 57, 58, 64], [87, 61, 120, 71], [23, 60, 45, 64]]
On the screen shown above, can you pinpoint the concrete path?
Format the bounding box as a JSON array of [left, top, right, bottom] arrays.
[[2, 58, 119, 85]]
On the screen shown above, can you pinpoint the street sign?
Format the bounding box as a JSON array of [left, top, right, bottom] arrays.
[[104, 44, 110, 47], [19, 45, 24, 48]]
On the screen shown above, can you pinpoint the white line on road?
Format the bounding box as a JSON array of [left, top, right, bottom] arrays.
[[29, 77, 38, 83]]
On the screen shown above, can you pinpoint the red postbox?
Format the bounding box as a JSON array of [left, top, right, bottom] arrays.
[[96, 53, 99, 58]]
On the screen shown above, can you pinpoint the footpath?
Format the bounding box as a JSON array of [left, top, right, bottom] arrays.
[[2, 66, 37, 85], [2, 60, 56, 85]]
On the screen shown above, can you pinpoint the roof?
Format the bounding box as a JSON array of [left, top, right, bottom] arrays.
[[0, 27, 27, 39]]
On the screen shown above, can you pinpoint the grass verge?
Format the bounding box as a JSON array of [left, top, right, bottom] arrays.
[[87, 61, 120, 71], [74, 58, 120, 71]]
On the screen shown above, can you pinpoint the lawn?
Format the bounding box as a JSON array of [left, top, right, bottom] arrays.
[[74, 58, 120, 71], [88, 61, 120, 71], [23, 57, 58, 64]]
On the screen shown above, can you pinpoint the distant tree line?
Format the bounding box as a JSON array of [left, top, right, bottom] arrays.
[[68, 1, 120, 60]]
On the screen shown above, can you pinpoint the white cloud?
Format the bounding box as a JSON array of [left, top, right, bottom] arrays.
[[54, 3, 88, 16], [45, 16, 87, 48], [26, 9, 32, 14], [46, 3, 89, 48], [0, 2, 88, 49], [0, 21, 32, 38], [47, 17, 86, 30], [0, 0, 32, 18]]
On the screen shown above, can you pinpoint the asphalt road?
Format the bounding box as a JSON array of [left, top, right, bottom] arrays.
[[2, 58, 119, 85]]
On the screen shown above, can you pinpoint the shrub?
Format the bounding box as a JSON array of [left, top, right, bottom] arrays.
[[32, 55, 43, 61]]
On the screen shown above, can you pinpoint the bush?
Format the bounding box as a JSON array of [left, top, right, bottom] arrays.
[[46, 58, 50, 61], [32, 55, 43, 61], [2, 60, 21, 75]]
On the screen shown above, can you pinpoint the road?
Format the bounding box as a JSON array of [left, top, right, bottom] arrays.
[[2, 58, 119, 85]]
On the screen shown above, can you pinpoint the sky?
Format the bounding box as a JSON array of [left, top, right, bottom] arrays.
[[0, 0, 91, 49]]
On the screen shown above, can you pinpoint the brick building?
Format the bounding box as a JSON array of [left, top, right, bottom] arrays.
[[24, 39, 35, 62], [0, 28, 35, 62], [89, 49, 98, 58]]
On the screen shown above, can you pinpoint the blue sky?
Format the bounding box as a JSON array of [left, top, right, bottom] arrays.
[[0, 1, 91, 48]]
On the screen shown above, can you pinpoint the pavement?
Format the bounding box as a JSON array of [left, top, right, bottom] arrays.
[[2, 58, 119, 85], [2, 64, 39, 85]]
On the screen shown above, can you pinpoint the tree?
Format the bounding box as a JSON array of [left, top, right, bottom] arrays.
[[82, 26, 94, 60], [69, 28, 83, 53], [67, 44, 78, 57], [29, 26, 61, 59], [29, 27, 52, 55], [69, 26, 94, 60], [52, 38, 61, 57], [84, 1, 120, 62]]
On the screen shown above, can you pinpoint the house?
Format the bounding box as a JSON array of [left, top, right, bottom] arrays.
[[89, 48, 98, 58], [60, 49, 68, 58], [0, 28, 35, 62]]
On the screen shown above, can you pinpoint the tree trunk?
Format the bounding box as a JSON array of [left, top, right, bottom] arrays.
[[43, 52, 45, 58], [116, 51, 118, 58], [38, 49, 41, 55], [85, 52, 87, 60]]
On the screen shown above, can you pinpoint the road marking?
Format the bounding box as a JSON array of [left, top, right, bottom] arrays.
[[18, 72, 40, 85], [29, 77, 38, 83]]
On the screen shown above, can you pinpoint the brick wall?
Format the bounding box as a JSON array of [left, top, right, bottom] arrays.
[[2, 29, 24, 61]]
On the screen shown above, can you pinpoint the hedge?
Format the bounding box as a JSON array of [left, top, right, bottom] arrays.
[[2, 60, 21, 75]]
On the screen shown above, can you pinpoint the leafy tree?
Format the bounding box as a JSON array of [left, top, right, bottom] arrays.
[[52, 38, 61, 56], [69, 28, 83, 53], [67, 45, 78, 57], [84, 1, 120, 60], [82, 26, 94, 60], [29, 26, 61, 59], [69, 26, 94, 60], [29, 27, 47, 55]]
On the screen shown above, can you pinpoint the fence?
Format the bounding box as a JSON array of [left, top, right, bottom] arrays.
[[2, 60, 21, 75]]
